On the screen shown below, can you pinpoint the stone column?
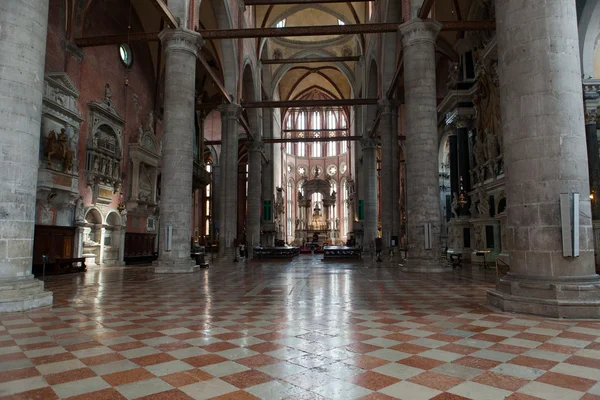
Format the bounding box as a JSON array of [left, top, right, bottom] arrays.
[[391, 103, 400, 240], [212, 164, 221, 240], [399, 19, 446, 272], [361, 137, 378, 246], [380, 100, 394, 247], [488, 0, 600, 318], [218, 104, 241, 256], [0, 0, 53, 311], [247, 140, 263, 249], [152, 28, 202, 273]]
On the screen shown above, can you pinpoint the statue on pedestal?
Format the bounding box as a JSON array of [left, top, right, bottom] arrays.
[[75, 196, 85, 224], [451, 192, 459, 219]]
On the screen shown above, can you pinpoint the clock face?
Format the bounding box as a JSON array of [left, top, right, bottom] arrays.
[[298, 166, 306, 176], [287, 165, 292, 174], [328, 165, 337, 176], [340, 163, 347, 174]]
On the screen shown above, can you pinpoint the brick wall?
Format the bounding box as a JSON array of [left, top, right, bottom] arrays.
[[45, 0, 162, 233]]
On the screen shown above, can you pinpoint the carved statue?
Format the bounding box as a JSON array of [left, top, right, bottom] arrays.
[[335, 217, 339, 230], [298, 190, 303, 201], [473, 58, 501, 146], [75, 196, 85, 223], [145, 111, 155, 135], [474, 225, 485, 250], [451, 192, 459, 219], [104, 84, 112, 107], [477, 188, 490, 218], [473, 138, 486, 168], [484, 129, 499, 162], [331, 190, 336, 199], [295, 218, 300, 230], [46, 128, 73, 172], [469, 196, 478, 217], [447, 62, 460, 89]]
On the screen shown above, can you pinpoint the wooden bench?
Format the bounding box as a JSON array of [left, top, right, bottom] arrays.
[[254, 247, 301, 259], [54, 258, 86, 274], [323, 246, 362, 260]]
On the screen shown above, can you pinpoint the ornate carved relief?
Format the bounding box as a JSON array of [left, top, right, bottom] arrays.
[[37, 73, 84, 227], [86, 85, 125, 204]]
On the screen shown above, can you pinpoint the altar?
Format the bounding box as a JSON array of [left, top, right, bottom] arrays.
[[295, 198, 340, 245]]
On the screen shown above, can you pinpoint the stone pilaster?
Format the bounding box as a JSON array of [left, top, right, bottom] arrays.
[[0, 0, 53, 311], [379, 100, 395, 247], [247, 140, 264, 248], [487, 0, 600, 318], [212, 164, 221, 240], [152, 28, 202, 274], [361, 137, 378, 246], [219, 103, 242, 256], [398, 19, 447, 272], [391, 103, 400, 239]]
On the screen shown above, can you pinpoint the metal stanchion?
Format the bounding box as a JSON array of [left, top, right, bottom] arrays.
[[41, 254, 48, 282]]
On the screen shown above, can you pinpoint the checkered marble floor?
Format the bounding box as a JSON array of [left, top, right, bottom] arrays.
[[1, 255, 600, 399]]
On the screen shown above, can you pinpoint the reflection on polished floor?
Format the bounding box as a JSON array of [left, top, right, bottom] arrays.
[[1, 255, 600, 399]]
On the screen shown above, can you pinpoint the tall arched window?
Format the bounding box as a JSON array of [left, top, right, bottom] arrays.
[[287, 180, 293, 238], [327, 110, 337, 156], [205, 163, 212, 236], [342, 179, 350, 236], [285, 116, 293, 154], [297, 111, 306, 157], [312, 111, 322, 157]]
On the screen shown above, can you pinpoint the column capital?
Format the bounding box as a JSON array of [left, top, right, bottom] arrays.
[[585, 107, 598, 125], [360, 137, 378, 150], [219, 103, 242, 121], [398, 19, 442, 47], [247, 140, 265, 153], [159, 27, 203, 57]]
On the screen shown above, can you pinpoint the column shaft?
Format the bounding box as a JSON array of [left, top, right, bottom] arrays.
[[391, 105, 400, 238], [212, 165, 221, 240], [247, 141, 263, 248], [153, 28, 202, 273], [488, 0, 600, 318], [219, 104, 241, 255], [399, 19, 446, 271], [0, 0, 53, 311], [380, 101, 394, 246], [362, 138, 378, 245]]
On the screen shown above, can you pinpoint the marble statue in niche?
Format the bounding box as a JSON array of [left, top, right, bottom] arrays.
[[138, 163, 153, 202], [74, 196, 85, 224]]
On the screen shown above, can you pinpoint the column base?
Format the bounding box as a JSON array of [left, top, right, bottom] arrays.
[[488, 274, 600, 319], [0, 278, 53, 313], [150, 259, 199, 274], [400, 258, 450, 273]]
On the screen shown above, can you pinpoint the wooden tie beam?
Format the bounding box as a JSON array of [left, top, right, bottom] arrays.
[[197, 98, 379, 110], [246, 0, 370, 4], [74, 21, 495, 47], [205, 135, 362, 146], [149, 0, 178, 28], [261, 56, 361, 65], [418, 0, 436, 19]]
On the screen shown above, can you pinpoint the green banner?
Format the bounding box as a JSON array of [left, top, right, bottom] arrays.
[[263, 200, 272, 221]]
